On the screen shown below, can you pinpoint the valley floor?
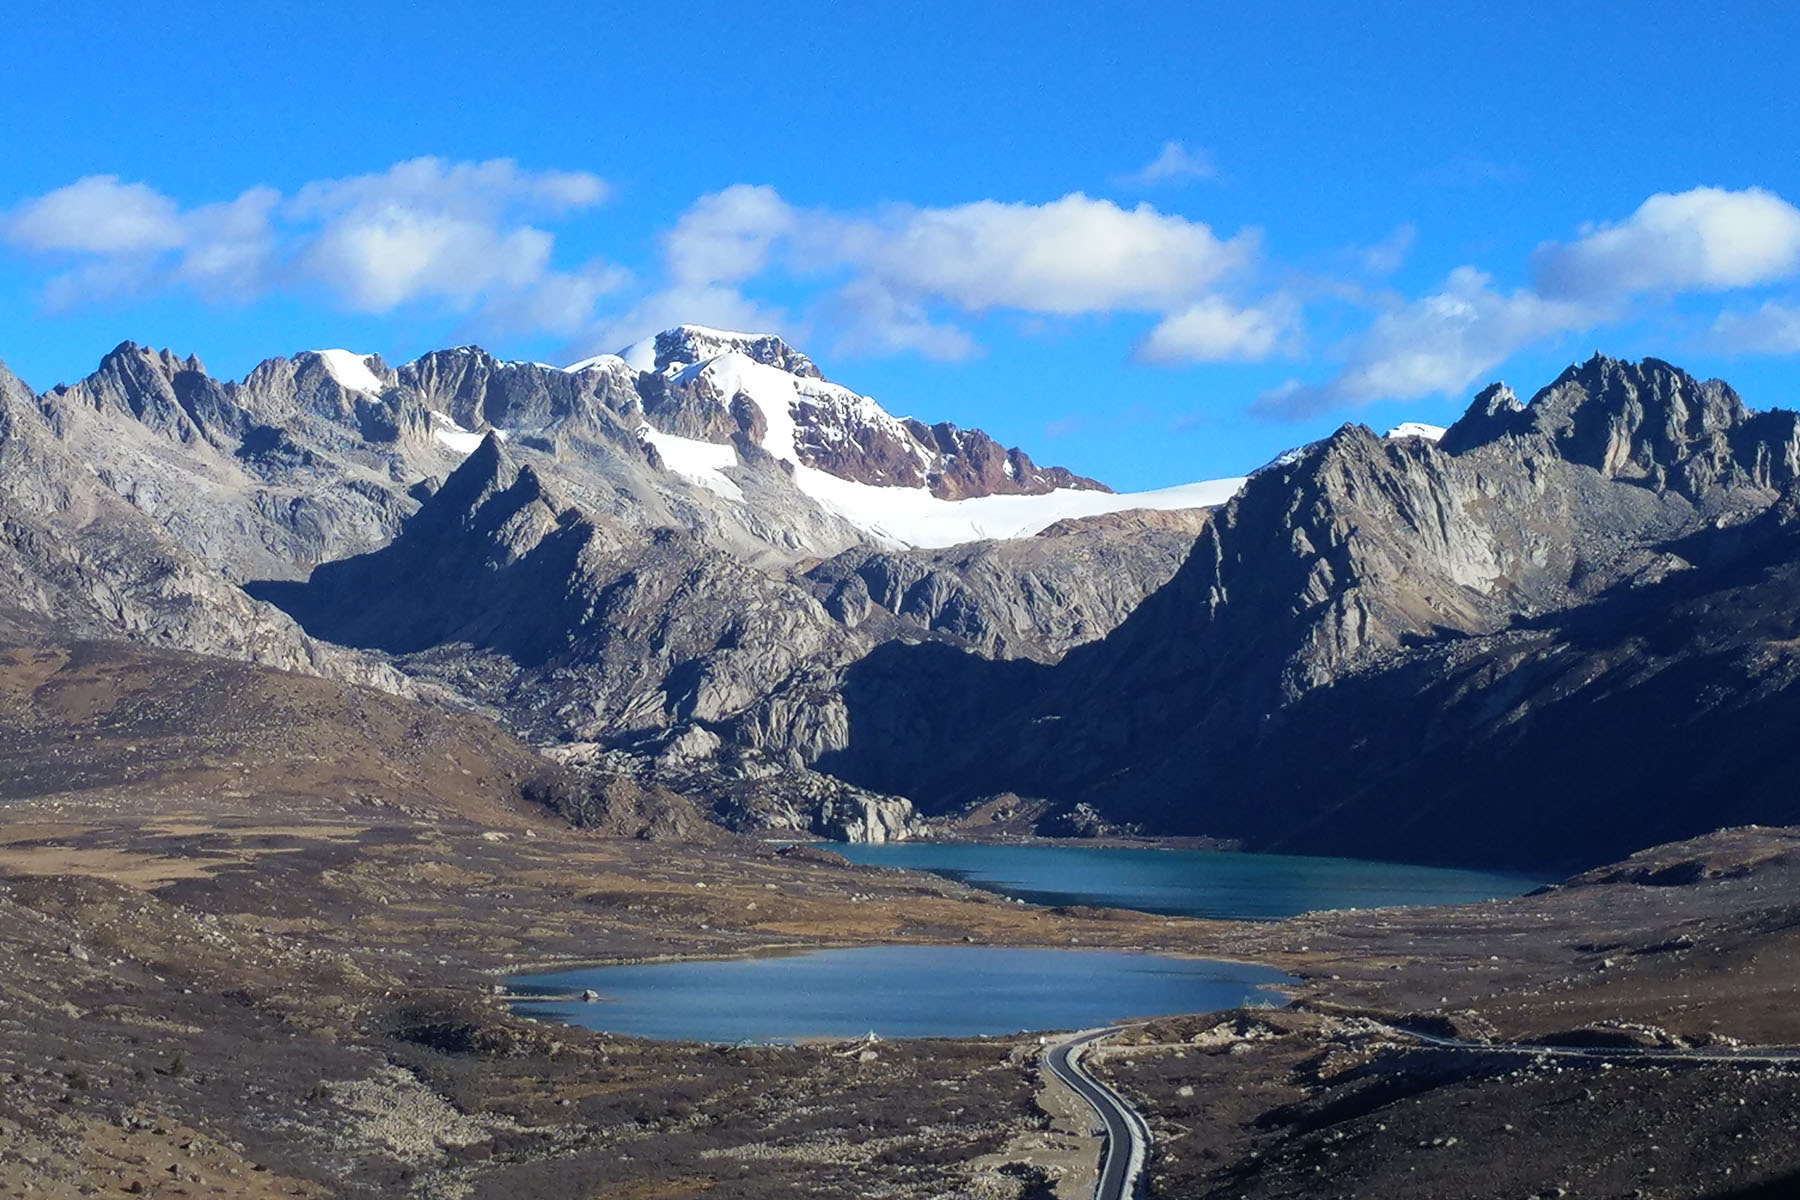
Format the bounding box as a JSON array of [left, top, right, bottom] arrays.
[[4, 785, 1800, 1198]]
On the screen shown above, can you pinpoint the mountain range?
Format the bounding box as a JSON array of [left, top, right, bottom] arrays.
[[5, 327, 1799, 869]]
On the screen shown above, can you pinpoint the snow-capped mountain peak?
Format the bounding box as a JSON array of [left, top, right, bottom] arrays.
[[612, 325, 823, 380], [300, 326, 1247, 552], [623, 330, 1244, 548]]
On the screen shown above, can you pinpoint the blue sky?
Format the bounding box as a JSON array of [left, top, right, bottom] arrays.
[[5, 2, 1800, 489]]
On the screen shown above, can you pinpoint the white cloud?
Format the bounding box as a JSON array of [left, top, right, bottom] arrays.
[[1255, 187, 1800, 421], [1255, 267, 1600, 419], [827, 277, 978, 361], [1356, 224, 1416, 277], [1534, 186, 1800, 300], [1, 157, 616, 333], [1115, 141, 1216, 187], [172, 187, 281, 300], [581, 187, 1262, 362], [286, 157, 605, 222], [1136, 296, 1294, 364], [284, 157, 609, 315], [3, 175, 186, 254], [567, 183, 799, 352], [1711, 300, 1800, 355], [295, 217, 554, 311], [478, 260, 633, 337], [663, 183, 796, 287], [829, 193, 1253, 314]]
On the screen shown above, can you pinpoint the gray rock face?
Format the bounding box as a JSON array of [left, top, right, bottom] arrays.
[[1442, 355, 1800, 498], [0, 327, 1224, 840], [0, 356, 404, 692], [37, 343, 440, 584], [252, 434, 861, 745], [544, 737, 921, 842], [804, 507, 1210, 660], [898, 420, 1108, 499], [637, 326, 825, 379], [812, 356, 1800, 868]]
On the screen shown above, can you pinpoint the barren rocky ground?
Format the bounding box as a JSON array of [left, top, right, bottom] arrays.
[[4, 633, 1799, 1199]]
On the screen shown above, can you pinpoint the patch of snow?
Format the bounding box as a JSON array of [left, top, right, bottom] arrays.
[[674, 352, 924, 469], [636, 425, 744, 502], [675, 353, 806, 463], [649, 347, 1241, 546], [677, 323, 780, 342], [567, 352, 632, 374], [1385, 421, 1448, 442], [616, 336, 660, 373], [792, 467, 1244, 549], [431, 411, 507, 455], [1259, 442, 1318, 472], [312, 349, 385, 395]]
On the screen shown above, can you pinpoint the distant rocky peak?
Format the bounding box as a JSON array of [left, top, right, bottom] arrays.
[[903, 420, 1110, 499], [620, 325, 823, 381], [44, 341, 228, 446], [422, 430, 518, 522], [1439, 354, 1788, 500], [1439, 381, 1523, 453], [97, 341, 207, 383], [1521, 355, 1753, 493], [76, 342, 211, 407], [1473, 380, 1522, 416], [1520, 354, 1745, 442]]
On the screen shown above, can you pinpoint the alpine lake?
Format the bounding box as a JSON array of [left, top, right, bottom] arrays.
[[508, 843, 1540, 1042]]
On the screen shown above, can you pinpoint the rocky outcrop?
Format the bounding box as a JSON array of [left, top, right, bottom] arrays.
[[628, 326, 1107, 501], [543, 737, 920, 842], [899, 420, 1107, 499], [253, 434, 859, 743], [805, 507, 1209, 660], [1443, 355, 1800, 499], [520, 765, 716, 841], [629, 325, 825, 380], [810, 356, 1800, 869], [36, 343, 439, 583], [0, 356, 405, 693]]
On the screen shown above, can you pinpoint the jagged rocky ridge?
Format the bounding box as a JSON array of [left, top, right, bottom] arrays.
[[22, 322, 1800, 866], [0, 355, 404, 691], [3, 328, 1209, 840], [814, 356, 1800, 868]]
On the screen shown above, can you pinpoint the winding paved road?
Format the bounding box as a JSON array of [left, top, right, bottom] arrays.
[[1037, 1021, 1800, 1200], [1045, 1028, 1150, 1200]]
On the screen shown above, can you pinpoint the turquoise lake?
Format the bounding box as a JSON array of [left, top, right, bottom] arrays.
[[509, 946, 1293, 1042], [827, 842, 1541, 919], [509, 844, 1538, 1041]]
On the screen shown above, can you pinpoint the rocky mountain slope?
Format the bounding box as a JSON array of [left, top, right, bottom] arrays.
[[7, 328, 1228, 840], [814, 356, 1800, 868], [21, 320, 1800, 868], [0, 356, 402, 691]]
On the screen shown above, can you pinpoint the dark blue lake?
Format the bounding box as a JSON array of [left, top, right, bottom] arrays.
[[509, 946, 1292, 1042], [828, 842, 1540, 919]]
